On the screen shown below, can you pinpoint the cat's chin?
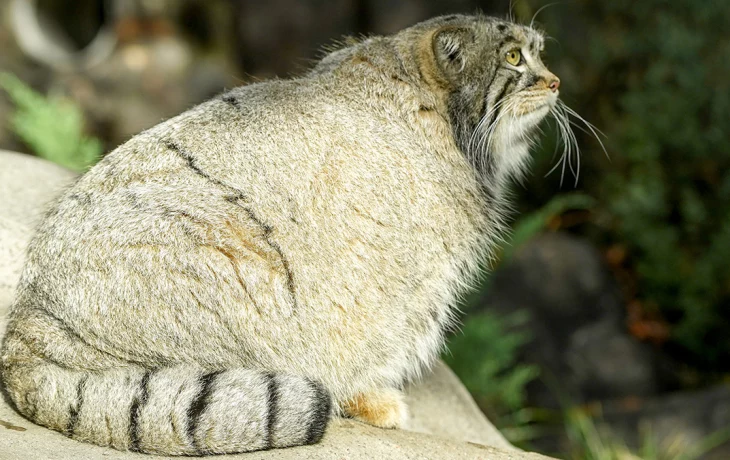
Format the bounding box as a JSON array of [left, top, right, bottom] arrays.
[[525, 102, 552, 122], [491, 107, 550, 182], [511, 104, 551, 140]]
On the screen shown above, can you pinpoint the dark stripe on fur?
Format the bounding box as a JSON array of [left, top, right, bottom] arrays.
[[187, 371, 221, 454], [490, 76, 513, 128], [481, 67, 500, 117], [487, 76, 515, 140], [242, 208, 273, 233], [29, 309, 125, 371], [496, 35, 517, 50], [530, 39, 541, 56], [223, 193, 248, 206], [270, 241, 296, 301], [27, 292, 116, 365], [522, 72, 541, 89], [392, 44, 413, 84], [472, 73, 515, 180], [165, 141, 243, 204], [129, 370, 152, 452], [265, 373, 278, 449], [42, 310, 86, 348], [164, 141, 219, 186], [239, 206, 298, 308], [166, 142, 299, 308], [304, 381, 331, 445], [65, 375, 88, 438], [221, 94, 240, 108]]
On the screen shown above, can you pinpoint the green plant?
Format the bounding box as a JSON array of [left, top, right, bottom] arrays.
[[445, 311, 538, 411], [525, 0, 730, 371], [503, 193, 595, 261], [443, 310, 540, 442], [445, 192, 597, 443], [458, 191, 596, 313], [0, 72, 102, 171], [595, 0, 730, 370], [563, 407, 730, 460]]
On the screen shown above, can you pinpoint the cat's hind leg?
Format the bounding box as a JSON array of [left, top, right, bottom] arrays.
[[340, 388, 408, 429]]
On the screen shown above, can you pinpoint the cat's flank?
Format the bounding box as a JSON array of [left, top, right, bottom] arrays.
[[1, 14, 560, 455]]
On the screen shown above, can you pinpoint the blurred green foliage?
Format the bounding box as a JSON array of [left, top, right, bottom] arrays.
[[445, 192, 598, 443], [444, 311, 538, 414], [593, 0, 730, 369], [503, 193, 595, 260], [0, 72, 101, 171], [451, 0, 730, 450], [564, 408, 730, 460], [444, 310, 543, 445], [528, 0, 730, 370]]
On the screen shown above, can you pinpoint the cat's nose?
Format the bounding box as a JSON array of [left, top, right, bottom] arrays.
[[548, 77, 561, 92]]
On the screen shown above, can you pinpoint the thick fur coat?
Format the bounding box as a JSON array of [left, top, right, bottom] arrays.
[[1, 14, 559, 455]]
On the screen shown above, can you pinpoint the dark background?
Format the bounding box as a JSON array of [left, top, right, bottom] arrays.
[[1, 0, 729, 458]]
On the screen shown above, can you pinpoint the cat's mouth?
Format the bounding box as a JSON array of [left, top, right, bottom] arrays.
[[468, 89, 560, 159], [511, 90, 558, 119], [503, 90, 559, 139]]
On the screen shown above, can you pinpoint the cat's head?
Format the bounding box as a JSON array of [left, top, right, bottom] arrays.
[[407, 14, 563, 183]]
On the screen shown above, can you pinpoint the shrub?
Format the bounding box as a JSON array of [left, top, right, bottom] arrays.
[[0, 72, 101, 171], [530, 0, 730, 370]]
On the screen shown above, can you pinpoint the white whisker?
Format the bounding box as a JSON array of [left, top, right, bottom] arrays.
[[470, 95, 517, 171], [558, 100, 609, 160], [544, 103, 573, 187], [469, 97, 511, 148], [544, 149, 566, 177], [530, 2, 562, 29], [484, 98, 517, 157], [558, 104, 580, 186], [576, 135, 581, 185], [467, 87, 603, 191]]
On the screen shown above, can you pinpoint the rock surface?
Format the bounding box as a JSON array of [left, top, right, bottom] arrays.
[[0, 149, 552, 459], [0, 411, 542, 460], [0, 150, 78, 309]]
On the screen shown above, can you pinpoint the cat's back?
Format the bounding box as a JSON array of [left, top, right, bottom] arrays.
[[35, 41, 478, 257], [24, 38, 488, 308]]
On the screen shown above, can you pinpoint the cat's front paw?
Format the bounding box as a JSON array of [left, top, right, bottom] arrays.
[[341, 388, 408, 429]]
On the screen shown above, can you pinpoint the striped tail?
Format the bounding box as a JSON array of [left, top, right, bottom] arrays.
[[1, 357, 331, 455]]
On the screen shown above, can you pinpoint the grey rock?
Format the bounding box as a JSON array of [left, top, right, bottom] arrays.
[[0, 150, 78, 228], [0, 150, 78, 310], [405, 360, 514, 450], [0, 404, 547, 460], [0, 217, 29, 313], [0, 149, 552, 458], [480, 232, 664, 406], [566, 319, 657, 400]]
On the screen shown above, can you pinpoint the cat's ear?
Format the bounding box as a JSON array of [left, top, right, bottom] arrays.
[[432, 26, 474, 77]]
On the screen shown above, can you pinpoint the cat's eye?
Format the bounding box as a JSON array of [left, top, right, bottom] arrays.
[[506, 50, 522, 66]]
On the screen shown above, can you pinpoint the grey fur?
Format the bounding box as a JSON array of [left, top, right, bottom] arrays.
[[1, 14, 559, 455]]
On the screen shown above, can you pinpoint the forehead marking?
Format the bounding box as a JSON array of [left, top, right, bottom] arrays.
[[502, 27, 540, 49], [497, 35, 518, 50], [496, 24, 546, 61], [530, 35, 544, 54]]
